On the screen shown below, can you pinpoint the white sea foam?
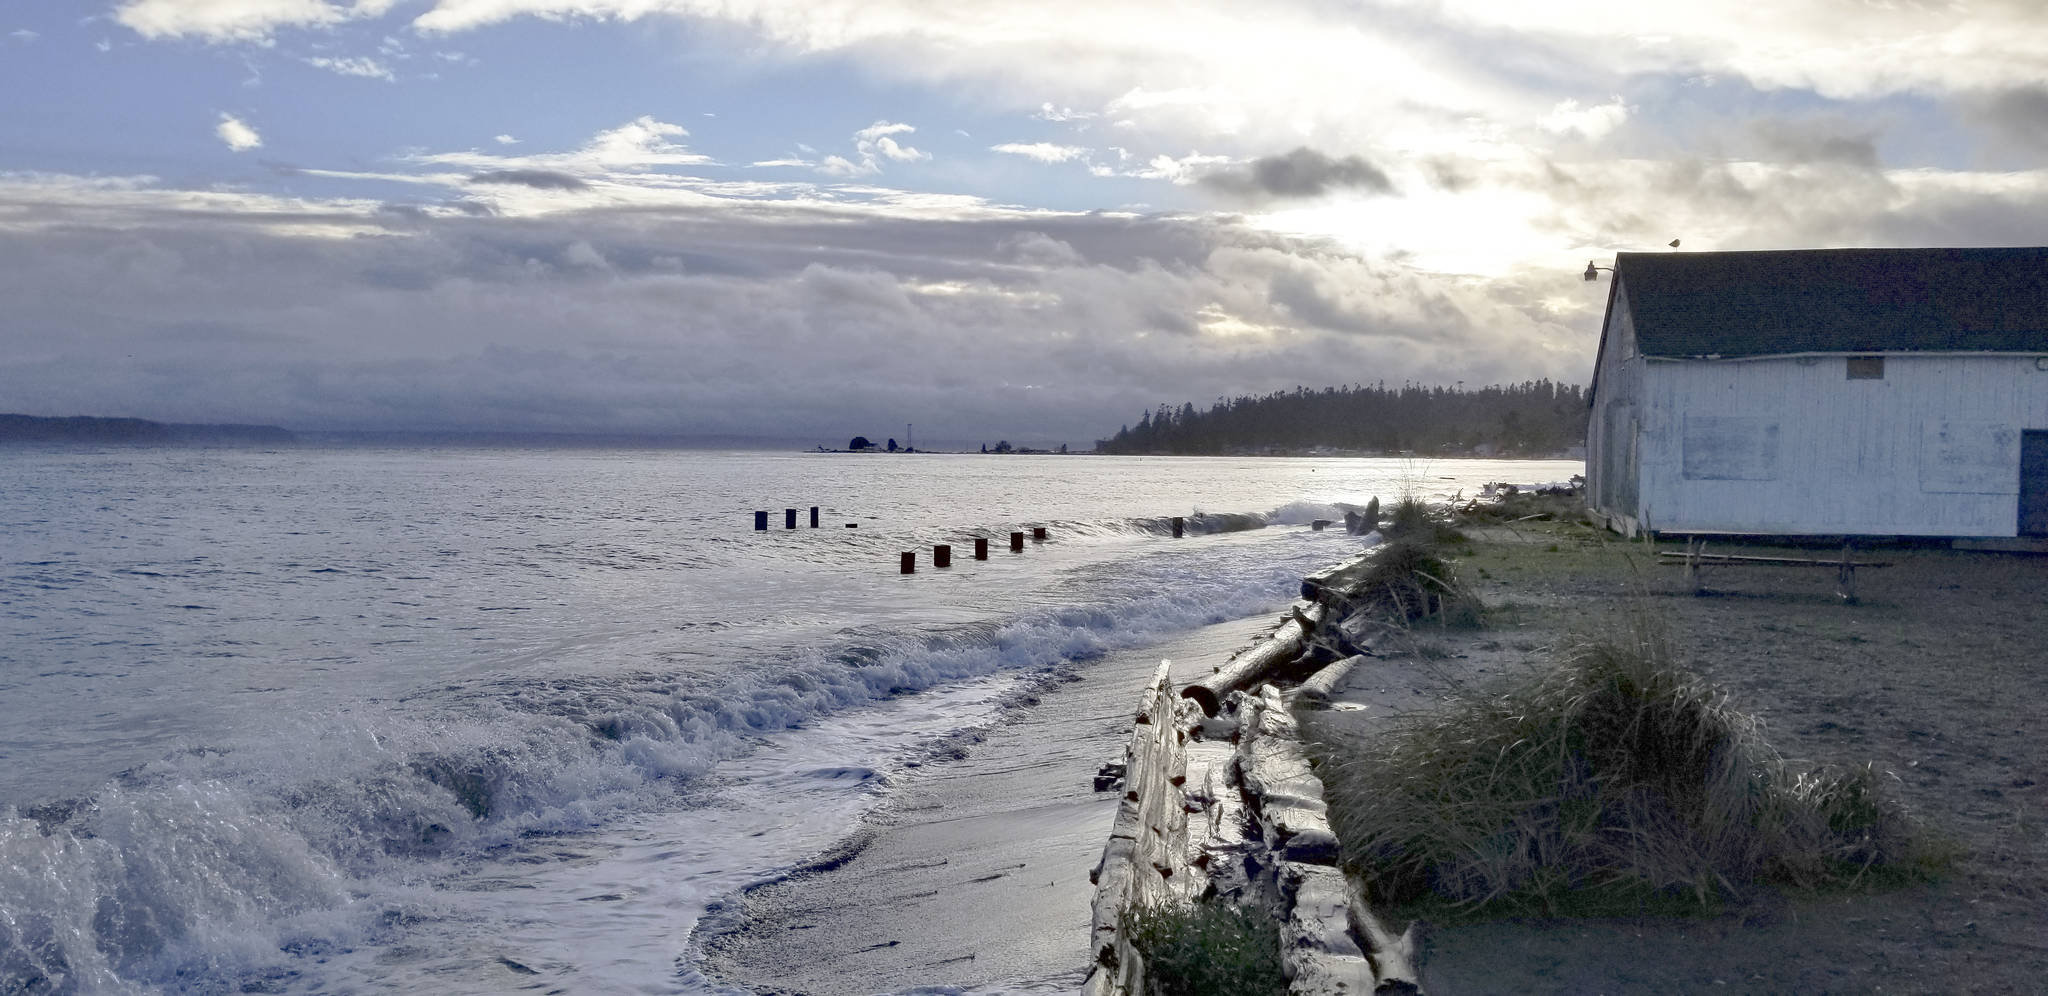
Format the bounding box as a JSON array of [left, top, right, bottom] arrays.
[[1, 448, 1582, 993]]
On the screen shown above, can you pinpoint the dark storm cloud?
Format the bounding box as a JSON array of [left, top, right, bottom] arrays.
[[0, 187, 1588, 445], [1749, 118, 1880, 168], [468, 169, 591, 190], [1197, 147, 1395, 202], [1966, 85, 2048, 151]]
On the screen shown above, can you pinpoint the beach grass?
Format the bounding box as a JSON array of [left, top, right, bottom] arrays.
[[1306, 608, 1951, 917], [1118, 898, 1288, 996]]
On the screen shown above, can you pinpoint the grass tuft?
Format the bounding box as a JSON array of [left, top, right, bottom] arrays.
[[1307, 611, 1947, 916], [1120, 899, 1288, 996]]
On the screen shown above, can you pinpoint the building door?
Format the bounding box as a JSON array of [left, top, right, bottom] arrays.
[[2021, 431, 2048, 536]]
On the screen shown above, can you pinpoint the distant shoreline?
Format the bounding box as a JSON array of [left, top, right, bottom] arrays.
[[0, 413, 294, 446]]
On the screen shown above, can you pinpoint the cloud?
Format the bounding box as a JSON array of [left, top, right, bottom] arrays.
[[408, 115, 713, 178], [1538, 98, 1629, 140], [9, 28, 38, 42], [1749, 117, 1879, 167], [1033, 102, 1096, 122], [0, 169, 1628, 442], [1966, 85, 2048, 152], [215, 113, 263, 151], [1110, 151, 1231, 184], [304, 55, 395, 80], [815, 121, 930, 177], [855, 120, 928, 162], [468, 169, 590, 190], [116, 0, 398, 42], [494, 134, 520, 145], [1196, 147, 1393, 202], [990, 142, 1087, 163]]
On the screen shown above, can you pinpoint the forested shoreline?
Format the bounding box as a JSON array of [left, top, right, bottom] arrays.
[[1093, 381, 1586, 456]]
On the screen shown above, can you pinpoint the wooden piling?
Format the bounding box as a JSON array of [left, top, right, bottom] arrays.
[[901, 552, 915, 574], [1011, 531, 1025, 552], [785, 508, 797, 529], [810, 506, 820, 528], [754, 511, 768, 531], [1171, 516, 1184, 538], [934, 544, 952, 568], [1033, 527, 1047, 541], [975, 537, 989, 560]]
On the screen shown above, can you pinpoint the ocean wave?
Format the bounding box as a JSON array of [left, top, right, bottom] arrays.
[[0, 539, 1326, 993]]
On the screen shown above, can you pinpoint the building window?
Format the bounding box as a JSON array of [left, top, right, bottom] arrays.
[[1847, 356, 1884, 380]]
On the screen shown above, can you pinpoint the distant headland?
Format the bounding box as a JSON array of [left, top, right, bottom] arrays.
[[0, 413, 296, 446]]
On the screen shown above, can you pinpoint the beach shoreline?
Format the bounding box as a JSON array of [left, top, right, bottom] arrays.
[[696, 614, 1285, 995]]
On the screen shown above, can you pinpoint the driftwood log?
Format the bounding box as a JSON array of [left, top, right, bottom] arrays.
[[1086, 662, 1192, 995], [1290, 654, 1366, 710], [1180, 603, 1323, 717], [1300, 550, 1380, 602]]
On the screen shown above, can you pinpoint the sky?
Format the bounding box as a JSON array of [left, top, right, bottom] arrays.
[[4, 1, 2047, 446]]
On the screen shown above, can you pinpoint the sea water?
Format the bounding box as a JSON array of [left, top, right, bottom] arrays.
[[0, 447, 1579, 993]]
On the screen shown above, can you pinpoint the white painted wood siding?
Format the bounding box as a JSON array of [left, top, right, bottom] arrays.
[[1587, 283, 1646, 524], [1637, 354, 2048, 535]]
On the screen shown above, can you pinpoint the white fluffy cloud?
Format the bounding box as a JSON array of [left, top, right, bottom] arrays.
[[991, 142, 1087, 163], [814, 121, 929, 177], [215, 112, 262, 151], [117, 0, 398, 42], [1539, 98, 1629, 140]]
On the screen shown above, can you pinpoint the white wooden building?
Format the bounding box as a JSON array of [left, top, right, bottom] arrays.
[[1586, 247, 2048, 538]]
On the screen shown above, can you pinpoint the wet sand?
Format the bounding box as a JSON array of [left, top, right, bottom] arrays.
[[699, 614, 1279, 995]]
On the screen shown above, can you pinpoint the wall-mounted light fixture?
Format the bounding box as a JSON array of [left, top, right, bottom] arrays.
[[1584, 261, 1615, 282]]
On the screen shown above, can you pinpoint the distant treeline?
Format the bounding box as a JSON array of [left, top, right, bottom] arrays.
[[0, 413, 295, 445], [1093, 381, 1588, 456]]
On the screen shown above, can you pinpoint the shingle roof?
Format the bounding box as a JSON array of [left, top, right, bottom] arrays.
[[1617, 247, 2048, 358]]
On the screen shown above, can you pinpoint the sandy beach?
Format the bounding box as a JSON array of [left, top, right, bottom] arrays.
[[1312, 524, 2048, 994], [700, 614, 1282, 995]]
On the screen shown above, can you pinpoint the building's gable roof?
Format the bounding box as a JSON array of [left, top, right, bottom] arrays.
[[1617, 247, 2048, 358]]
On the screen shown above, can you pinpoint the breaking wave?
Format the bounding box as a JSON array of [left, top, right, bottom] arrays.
[[0, 534, 1336, 993]]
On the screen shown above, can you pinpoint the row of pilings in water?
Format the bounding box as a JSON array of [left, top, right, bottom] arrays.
[[751, 507, 1201, 572]]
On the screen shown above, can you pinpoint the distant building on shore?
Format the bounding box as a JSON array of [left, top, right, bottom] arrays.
[[1585, 247, 2048, 538]]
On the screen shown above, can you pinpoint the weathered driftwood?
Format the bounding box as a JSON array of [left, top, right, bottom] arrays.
[[1278, 862, 1376, 995], [1088, 563, 1428, 996], [1344, 876, 1423, 995], [1234, 683, 1426, 994], [1290, 654, 1366, 710], [1182, 604, 1323, 717], [1085, 662, 1191, 996], [1235, 686, 1340, 864], [1301, 551, 1379, 601], [1340, 497, 1382, 537]]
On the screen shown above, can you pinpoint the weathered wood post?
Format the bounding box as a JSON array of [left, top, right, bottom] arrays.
[[974, 537, 989, 560], [1033, 527, 1047, 541], [1171, 516, 1184, 538], [1010, 531, 1025, 552], [900, 552, 915, 574], [754, 511, 768, 531], [785, 508, 797, 529], [810, 506, 820, 528], [934, 544, 952, 568]]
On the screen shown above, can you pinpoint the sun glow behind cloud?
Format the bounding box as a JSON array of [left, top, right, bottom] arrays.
[[3, 0, 2046, 437]]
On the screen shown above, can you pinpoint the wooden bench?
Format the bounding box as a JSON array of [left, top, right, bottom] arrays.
[[1657, 538, 1890, 603]]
